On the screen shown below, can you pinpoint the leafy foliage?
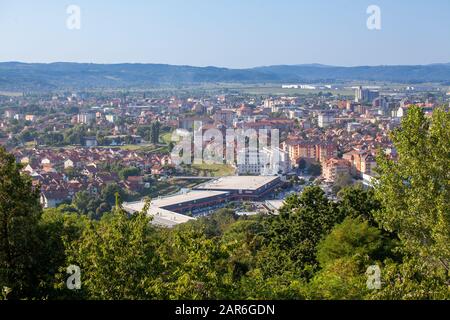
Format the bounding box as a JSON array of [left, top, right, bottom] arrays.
[[0, 147, 43, 299], [64, 200, 162, 299], [0, 105, 449, 300], [259, 186, 344, 278], [374, 106, 450, 295]]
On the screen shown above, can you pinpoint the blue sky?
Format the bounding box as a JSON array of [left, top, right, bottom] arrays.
[[0, 0, 449, 68]]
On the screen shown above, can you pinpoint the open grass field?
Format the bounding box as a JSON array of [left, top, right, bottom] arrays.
[[114, 144, 159, 152], [0, 91, 23, 97], [160, 132, 173, 145], [191, 163, 236, 177]]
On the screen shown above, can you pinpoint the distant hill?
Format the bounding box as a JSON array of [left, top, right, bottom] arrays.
[[1, 62, 450, 91], [251, 64, 450, 83]]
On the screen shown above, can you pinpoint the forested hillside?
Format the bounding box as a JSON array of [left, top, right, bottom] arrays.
[[1, 62, 450, 91]]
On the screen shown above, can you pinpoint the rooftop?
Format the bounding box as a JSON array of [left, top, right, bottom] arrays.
[[152, 190, 229, 208], [195, 175, 279, 191], [124, 190, 229, 211], [122, 204, 195, 228], [123, 190, 231, 227]]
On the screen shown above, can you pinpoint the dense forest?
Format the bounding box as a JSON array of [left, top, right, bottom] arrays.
[[0, 106, 448, 300]]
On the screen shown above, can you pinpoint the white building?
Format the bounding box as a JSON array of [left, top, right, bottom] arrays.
[[394, 106, 407, 118], [236, 149, 263, 175], [64, 159, 74, 169], [318, 112, 335, 128], [260, 147, 291, 176], [347, 122, 363, 133], [282, 85, 299, 89], [299, 84, 317, 90], [105, 114, 117, 123], [77, 112, 96, 124], [263, 99, 274, 109], [236, 147, 290, 176]]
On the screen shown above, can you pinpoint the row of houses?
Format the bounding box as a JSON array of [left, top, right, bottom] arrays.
[[14, 147, 174, 208]]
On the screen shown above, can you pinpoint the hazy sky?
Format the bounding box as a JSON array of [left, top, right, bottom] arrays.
[[0, 0, 449, 68]]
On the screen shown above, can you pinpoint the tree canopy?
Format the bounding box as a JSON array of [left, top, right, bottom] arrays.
[[0, 105, 448, 300]]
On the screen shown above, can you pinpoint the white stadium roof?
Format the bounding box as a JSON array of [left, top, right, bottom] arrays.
[[195, 175, 279, 191]]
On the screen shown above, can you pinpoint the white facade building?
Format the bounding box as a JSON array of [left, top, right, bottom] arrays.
[[236, 147, 291, 176], [77, 112, 96, 124], [236, 149, 263, 175], [318, 112, 335, 128], [260, 147, 291, 176]]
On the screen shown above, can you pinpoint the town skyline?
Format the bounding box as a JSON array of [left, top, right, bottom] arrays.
[[0, 0, 448, 306]]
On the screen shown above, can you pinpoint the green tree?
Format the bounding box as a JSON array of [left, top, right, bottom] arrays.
[[238, 268, 307, 300], [137, 125, 152, 142], [370, 257, 449, 300], [101, 183, 126, 206], [36, 209, 89, 299], [72, 190, 94, 215], [151, 122, 161, 144], [193, 208, 238, 238], [157, 227, 237, 299], [119, 166, 140, 181], [260, 186, 343, 278], [305, 257, 368, 300], [307, 163, 322, 176], [64, 198, 162, 299], [0, 147, 42, 299], [316, 216, 386, 267], [374, 106, 449, 283], [305, 217, 391, 300], [332, 172, 353, 194], [337, 185, 381, 223]]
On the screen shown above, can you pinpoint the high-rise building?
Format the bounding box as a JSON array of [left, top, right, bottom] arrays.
[[355, 86, 365, 103], [355, 86, 380, 104], [367, 90, 380, 103]]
